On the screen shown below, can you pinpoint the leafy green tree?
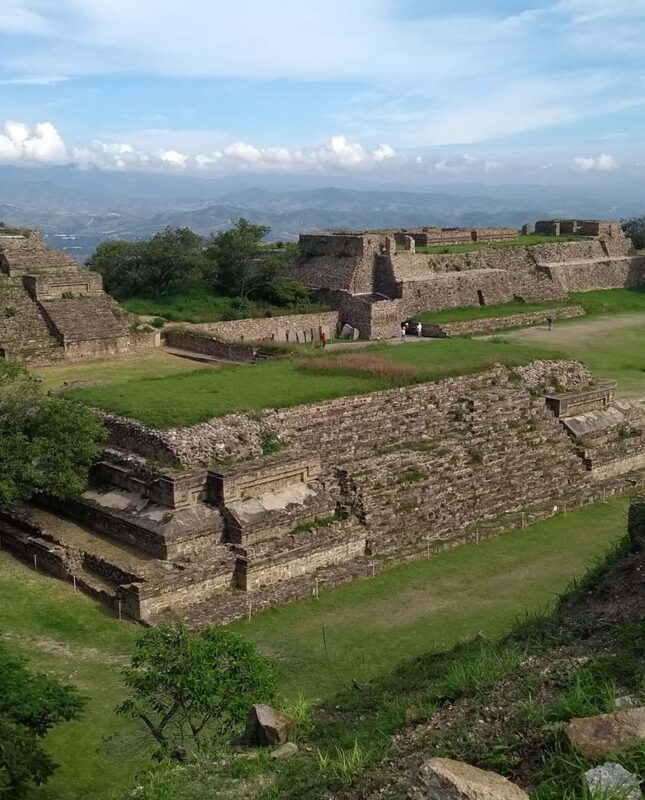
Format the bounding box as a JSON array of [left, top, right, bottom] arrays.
[[138, 227, 205, 296], [86, 239, 144, 297], [117, 625, 276, 759], [0, 641, 85, 797], [0, 361, 105, 508], [622, 216, 645, 250], [88, 228, 205, 297], [206, 218, 270, 299]]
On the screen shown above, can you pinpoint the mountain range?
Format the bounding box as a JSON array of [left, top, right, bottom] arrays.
[[1, 166, 644, 262]]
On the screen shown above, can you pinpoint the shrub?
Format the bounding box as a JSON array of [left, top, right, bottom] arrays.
[[150, 317, 166, 328]]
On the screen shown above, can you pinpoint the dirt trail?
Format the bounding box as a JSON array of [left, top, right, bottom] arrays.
[[488, 312, 645, 345]]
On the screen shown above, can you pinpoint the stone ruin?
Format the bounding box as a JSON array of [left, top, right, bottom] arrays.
[[2, 357, 645, 627], [0, 228, 159, 364], [296, 221, 645, 339]]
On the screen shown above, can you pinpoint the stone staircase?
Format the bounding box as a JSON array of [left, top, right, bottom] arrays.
[[40, 295, 131, 343], [546, 382, 645, 479], [0, 274, 64, 363]]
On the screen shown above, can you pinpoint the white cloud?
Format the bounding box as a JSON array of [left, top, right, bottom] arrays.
[[0, 121, 68, 164], [0, 120, 398, 174], [573, 153, 619, 172]]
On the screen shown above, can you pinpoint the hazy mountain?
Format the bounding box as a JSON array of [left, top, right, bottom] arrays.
[[1, 166, 644, 262]]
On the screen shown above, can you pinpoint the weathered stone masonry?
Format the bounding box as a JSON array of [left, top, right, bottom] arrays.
[[4, 358, 645, 626], [0, 228, 159, 364], [296, 224, 645, 339]]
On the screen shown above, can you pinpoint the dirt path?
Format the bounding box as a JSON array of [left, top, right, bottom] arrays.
[[486, 312, 645, 345]]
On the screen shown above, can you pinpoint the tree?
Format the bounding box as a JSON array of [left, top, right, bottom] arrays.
[[622, 216, 645, 250], [0, 641, 85, 797], [206, 218, 270, 299], [117, 625, 276, 759], [0, 361, 105, 508], [86, 239, 144, 297], [138, 227, 205, 296], [88, 228, 205, 297]]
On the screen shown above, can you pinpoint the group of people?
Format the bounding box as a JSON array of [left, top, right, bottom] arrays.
[[401, 321, 423, 341]]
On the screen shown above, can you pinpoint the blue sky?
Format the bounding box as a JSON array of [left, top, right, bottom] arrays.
[[1, 0, 644, 185]]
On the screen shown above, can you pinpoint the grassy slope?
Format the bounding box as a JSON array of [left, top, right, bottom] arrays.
[[412, 287, 645, 325], [122, 287, 325, 324], [63, 338, 560, 427], [0, 497, 631, 799], [413, 233, 585, 255]]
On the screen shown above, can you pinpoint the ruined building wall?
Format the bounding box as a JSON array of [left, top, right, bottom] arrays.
[[104, 361, 594, 555]]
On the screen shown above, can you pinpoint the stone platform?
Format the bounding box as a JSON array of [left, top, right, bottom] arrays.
[[0, 228, 158, 364]]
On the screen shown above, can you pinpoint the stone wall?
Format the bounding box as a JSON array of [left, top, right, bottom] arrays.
[[182, 310, 339, 344], [164, 331, 257, 362], [421, 305, 585, 338], [104, 359, 594, 556]]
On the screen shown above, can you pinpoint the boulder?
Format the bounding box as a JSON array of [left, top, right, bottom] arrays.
[[585, 762, 642, 800], [564, 707, 645, 759], [339, 323, 353, 339], [271, 742, 298, 760], [246, 704, 295, 747], [411, 757, 528, 800], [350, 326, 360, 341]]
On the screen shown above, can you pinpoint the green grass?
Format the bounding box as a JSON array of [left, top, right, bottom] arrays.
[[231, 495, 631, 700], [570, 286, 645, 317], [412, 233, 587, 255], [411, 288, 645, 325], [411, 299, 572, 324], [31, 349, 212, 392], [64, 338, 561, 427], [121, 287, 326, 324], [0, 496, 631, 799], [0, 553, 143, 800]]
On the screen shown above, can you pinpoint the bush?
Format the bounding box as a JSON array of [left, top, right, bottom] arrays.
[[151, 317, 166, 328]]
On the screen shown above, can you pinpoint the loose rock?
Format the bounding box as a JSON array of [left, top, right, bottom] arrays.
[[271, 742, 298, 759], [585, 762, 642, 800], [410, 757, 529, 800], [564, 707, 645, 759], [246, 704, 296, 747]]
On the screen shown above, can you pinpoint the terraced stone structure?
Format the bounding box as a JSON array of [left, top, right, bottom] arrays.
[[297, 221, 645, 339], [0, 228, 159, 364], [3, 359, 645, 627]]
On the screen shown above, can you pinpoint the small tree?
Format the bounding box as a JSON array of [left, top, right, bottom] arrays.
[[117, 625, 276, 759], [0, 641, 85, 797], [0, 361, 105, 508], [622, 216, 645, 250]]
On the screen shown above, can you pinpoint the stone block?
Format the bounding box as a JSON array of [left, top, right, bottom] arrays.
[[411, 758, 528, 800], [564, 707, 645, 759]]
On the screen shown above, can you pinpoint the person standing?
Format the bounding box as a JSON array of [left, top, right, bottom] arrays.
[[416, 321, 422, 338], [547, 315, 553, 331], [320, 331, 327, 348], [400, 324, 406, 342]]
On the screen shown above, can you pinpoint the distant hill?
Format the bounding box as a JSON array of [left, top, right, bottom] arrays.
[[1, 166, 644, 262]]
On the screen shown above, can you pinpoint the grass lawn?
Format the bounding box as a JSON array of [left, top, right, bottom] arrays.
[[497, 316, 645, 397], [0, 495, 631, 799], [411, 298, 572, 324], [64, 338, 561, 427], [569, 286, 645, 317], [121, 287, 326, 324], [30, 349, 213, 392], [411, 233, 586, 255], [0, 553, 144, 800], [411, 288, 645, 325]]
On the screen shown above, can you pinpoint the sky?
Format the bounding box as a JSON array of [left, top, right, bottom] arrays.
[[1, 0, 645, 186]]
